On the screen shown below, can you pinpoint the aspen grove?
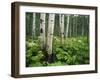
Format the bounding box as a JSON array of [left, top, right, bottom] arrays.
[[26, 12, 89, 67]]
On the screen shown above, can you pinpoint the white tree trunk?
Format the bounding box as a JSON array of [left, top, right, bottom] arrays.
[[75, 15, 78, 37], [66, 15, 70, 38], [82, 16, 85, 36], [47, 13, 55, 55], [69, 16, 72, 37], [73, 15, 76, 37], [40, 13, 46, 50], [59, 14, 64, 45], [32, 13, 36, 39]]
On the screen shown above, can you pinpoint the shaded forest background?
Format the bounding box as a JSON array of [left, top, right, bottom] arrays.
[[26, 12, 90, 67]]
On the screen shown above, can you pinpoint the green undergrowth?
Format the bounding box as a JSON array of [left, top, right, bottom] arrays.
[[26, 36, 89, 67]]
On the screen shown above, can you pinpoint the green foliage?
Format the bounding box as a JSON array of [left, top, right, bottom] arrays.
[[26, 36, 89, 67], [26, 38, 44, 67], [25, 13, 90, 67], [53, 36, 89, 65]]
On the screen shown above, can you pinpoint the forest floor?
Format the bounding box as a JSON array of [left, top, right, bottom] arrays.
[[26, 36, 89, 67]]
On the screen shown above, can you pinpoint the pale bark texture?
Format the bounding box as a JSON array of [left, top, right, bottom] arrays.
[[40, 13, 46, 50], [82, 16, 85, 36], [47, 14, 55, 55], [32, 13, 36, 39], [66, 15, 70, 38], [75, 15, 78, 37], [73, 15, 76, 37], [59, 14, 64, 45], [69, 16, 72, 37]]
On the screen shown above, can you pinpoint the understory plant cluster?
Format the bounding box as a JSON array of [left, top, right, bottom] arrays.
[[26, 36, 89, 67]]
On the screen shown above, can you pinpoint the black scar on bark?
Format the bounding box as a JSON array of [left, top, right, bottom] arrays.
[[51, 20, 53, 22], [40, 28, 43, 33], [40, 19, 44, 24]]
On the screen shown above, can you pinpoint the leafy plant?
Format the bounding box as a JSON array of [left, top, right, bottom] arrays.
[[26, 36, 89, 67]]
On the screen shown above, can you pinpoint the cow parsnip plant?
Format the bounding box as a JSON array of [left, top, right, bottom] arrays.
[[26, 36, 89, 67]]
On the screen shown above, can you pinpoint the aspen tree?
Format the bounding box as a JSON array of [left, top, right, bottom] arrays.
[[73, 15, 77, 37], [72, 15, 75, 37], [75, 15, 78, 37], [59, 14, 64, 45], [66, 15, 70, 38], [47, 13, 55, 55], [82, 16, 85, 36], [32, 13, 36, 39], [69, 15, 72, 37], [40, 13, 46, 50]]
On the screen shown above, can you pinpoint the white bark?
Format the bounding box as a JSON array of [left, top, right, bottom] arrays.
[[69, 17, 72, 37], [47, 13, 55, 54], [32, 13, 36, 39], [40, 13, 46, 50], [59, 14, 64, 45], [73, 15, 76, 37], [82, 16, 85, 36], [75, 15, 78, 36], [66, 15, 70, 38]]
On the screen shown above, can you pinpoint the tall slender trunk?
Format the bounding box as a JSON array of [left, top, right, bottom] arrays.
[[73, 14, 78, 37], [47, 13, 55, 55], [72, 15, 76, 37], [32, 13, 36, 39], [59, 14, 64, 45], [66, 15, 70, 38], [40, 13, 46, 50], [69, 16, 72, 37], [82, 16, 85, 36], [86, 16, 89, 43], [75, 15, 78, 37]]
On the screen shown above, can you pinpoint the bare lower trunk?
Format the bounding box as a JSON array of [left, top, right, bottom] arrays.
[[47, 13, 55, 55], [32, 13, 36, 39], [75, 15, 78, 37], [59, 14, 64, 45], [82, 16, 85, 36], [66, 15, 70, 38], [40, 13, 46, 50]]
